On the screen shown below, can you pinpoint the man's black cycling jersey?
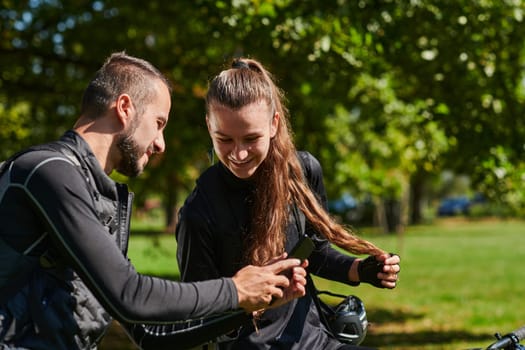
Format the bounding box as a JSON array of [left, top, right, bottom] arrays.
[[0, 131, 244, 349]]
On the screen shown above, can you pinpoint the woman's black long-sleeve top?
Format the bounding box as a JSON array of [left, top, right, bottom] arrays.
[[176, 151, 358, 349]]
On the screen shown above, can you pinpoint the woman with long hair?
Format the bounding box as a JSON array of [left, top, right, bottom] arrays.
[[175, 57, 400, 349]]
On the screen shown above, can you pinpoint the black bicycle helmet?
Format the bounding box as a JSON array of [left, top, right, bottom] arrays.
[[328, 295, 368, 345]]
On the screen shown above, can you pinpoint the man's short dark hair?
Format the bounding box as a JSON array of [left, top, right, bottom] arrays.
[[81, 52, 172, 119]]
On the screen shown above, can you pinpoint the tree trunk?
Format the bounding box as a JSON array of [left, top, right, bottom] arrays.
[[164, 173, 180, 234], [373, 197, 387, 233], [410, 172, 425, 224], [384, 199, 400, 234]]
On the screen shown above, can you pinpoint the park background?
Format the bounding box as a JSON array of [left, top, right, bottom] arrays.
[[2, 1, 525, 349]]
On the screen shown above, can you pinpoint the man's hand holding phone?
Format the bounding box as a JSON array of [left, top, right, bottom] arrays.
[[233, 235, 314, 312], [233, 256, 308, 312]]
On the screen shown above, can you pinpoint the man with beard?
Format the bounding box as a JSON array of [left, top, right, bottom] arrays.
[[0, 52, 307, 350]]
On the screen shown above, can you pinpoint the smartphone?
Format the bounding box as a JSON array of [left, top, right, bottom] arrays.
[[289, 235, 314, 260], [269, 235, 314, 305]]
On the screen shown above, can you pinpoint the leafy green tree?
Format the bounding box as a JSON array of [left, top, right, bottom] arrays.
[[364, 0, 525, 220], [2, 0, 525, 231]]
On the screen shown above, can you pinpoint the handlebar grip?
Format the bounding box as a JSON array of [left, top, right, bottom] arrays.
[[487, 325, 525, 350], [513, 324, 525, 340]]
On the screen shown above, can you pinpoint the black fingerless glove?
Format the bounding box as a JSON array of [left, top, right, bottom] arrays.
[[357, 255, 385, 288]]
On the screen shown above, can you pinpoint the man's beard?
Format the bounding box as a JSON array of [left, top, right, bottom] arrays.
[[116, 132, 142, 177]]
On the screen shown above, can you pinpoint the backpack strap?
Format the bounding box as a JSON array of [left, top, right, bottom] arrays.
[[0, 149, 31, 200], [0, 160, 6, 176], [0, 143, 82, 303], [293, 152, 340, 337], [292, 209, 338, 343]]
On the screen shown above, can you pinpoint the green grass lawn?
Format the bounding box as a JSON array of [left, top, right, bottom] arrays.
[[317, 218, 525, 349], [102, 218, 525, 350]]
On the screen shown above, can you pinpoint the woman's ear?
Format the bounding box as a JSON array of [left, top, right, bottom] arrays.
[[270, 112, 280, 137], [205, 115, 211, 133]]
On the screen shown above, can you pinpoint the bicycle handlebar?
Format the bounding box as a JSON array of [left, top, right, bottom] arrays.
[[516, 326, 525, 340], [486, 325, 525, 350]]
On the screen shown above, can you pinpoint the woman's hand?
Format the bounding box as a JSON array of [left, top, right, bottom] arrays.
[[232, 254, 308, 312], [376, 253, 400, 289], [351, 253, 400, 289]]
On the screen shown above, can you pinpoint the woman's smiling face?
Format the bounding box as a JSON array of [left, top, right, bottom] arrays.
[[207, 101, 279, 179]]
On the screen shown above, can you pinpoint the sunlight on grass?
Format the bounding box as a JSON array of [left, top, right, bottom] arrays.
[[127, 234, 179, 279], [314, 218, 525, 349], [123, 218, 525, 349]]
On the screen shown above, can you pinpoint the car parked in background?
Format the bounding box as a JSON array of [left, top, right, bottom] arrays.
[[437, 196, 471, 216], [328, 193, 359, 219], [327, 193, 375, 224]]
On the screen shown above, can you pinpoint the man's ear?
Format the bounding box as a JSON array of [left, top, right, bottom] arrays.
[[115, 94, 134, 128]]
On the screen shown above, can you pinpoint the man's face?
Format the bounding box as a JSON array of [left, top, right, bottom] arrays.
[[116, 80, 170, 177], [115, 120, 141, 177]]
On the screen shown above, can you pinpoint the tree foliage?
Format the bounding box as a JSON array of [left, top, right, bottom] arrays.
[[1, 0, 525, 228]]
